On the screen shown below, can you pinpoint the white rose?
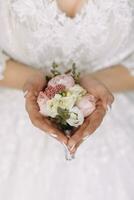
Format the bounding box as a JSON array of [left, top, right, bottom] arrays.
[[46, 98, 59, 118], [67, 107, 84, 127], [57, 94, 76, 109], [69, 84, 87, 99], [46, 94, 76, 118]]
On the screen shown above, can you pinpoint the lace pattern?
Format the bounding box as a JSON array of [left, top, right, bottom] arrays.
[[0, 0, 134, 75], [0, 2, 134, 198]]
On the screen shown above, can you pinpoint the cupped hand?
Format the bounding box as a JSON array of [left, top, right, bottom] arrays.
[[23, 70, 68, 145], [67, 74, 114, 154]]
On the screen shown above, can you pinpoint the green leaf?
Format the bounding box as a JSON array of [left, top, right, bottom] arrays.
[[50, 69, 61, 76], [48, 116, 74, 132], [57, 107, 70, 120], [45, 75, 52, 83], [49, 62, 61, 77], [59, 91, 67, 97], [71, 63, 80, 83], [52, 62, 59, 69]]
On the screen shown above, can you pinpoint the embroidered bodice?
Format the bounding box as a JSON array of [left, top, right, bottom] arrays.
[[0, 0, 134, 75]]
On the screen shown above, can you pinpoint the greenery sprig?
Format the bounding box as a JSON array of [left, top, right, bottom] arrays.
[[71, 63, 80, 84], [46, 62, 80, 83], [49, 107, 74, 131]]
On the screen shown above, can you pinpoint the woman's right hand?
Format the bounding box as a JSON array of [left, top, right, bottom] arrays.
[[23, 70, 68, 145]]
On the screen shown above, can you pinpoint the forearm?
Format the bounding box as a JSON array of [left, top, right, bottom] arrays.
[[90, 65, 134, 93], [0, 59, 45, 90]]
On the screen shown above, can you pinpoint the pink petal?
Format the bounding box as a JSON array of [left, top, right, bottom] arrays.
[[48, 74, 75, 89], [76, 94, 96, 117]]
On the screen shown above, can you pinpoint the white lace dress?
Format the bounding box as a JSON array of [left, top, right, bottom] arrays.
[[0, 0, 134, 199]]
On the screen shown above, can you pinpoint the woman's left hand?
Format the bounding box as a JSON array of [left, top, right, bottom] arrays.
[[67, 74, 114, 154]]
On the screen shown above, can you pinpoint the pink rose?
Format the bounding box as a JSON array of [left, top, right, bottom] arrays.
[[48, 74, 75, 89], [37, 91, 49, 116], [45, 84, 65, 99], [76, 94, 96, 117]]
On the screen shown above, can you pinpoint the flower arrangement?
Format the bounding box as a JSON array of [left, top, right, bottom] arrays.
[[37, 63, 96, 134]]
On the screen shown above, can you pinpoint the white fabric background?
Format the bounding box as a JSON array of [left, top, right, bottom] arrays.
[[0, 0, 134, 199]]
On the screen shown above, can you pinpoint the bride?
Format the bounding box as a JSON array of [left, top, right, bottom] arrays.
[[0, 0, 134, 199]]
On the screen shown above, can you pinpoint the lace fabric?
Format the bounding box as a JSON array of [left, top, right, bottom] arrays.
[[0, 0, 133, 76], [0, 2, 134, 199]]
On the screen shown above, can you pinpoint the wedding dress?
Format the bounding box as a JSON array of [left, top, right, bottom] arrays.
[[0, 0, 134, 199]]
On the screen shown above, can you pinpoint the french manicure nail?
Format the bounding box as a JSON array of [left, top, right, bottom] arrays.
[[106, 105, 112, 112], [23, 90, 29, 98], [83, 135, 89, 141], [50, 133, 58, 138], [70, 144, 76, 151], [62, 142, 68, 150], [62, 142, 76, 161]]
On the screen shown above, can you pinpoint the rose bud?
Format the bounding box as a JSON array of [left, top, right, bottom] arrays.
[[48, 74, 75, 89], [76, 94, 96, 117], [45, 84, 66, 99]]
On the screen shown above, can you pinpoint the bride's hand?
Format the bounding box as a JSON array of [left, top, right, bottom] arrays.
[[67, 74, 114, 154], [23, 70, 68, 145]]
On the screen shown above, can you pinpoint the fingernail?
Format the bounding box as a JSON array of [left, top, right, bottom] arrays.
[[62, 142, 68, 150], [83, 135, 89, 141], [62, 142, 76, 161], [68, 144, 75, 151], [70, 144, 76, 151], [106, 105, 112, 112], [23, 90, 29, 98], [50, 133, 58, 138]]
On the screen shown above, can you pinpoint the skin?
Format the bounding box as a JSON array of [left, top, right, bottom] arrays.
[[57, 0, 87, 17], [67, 74, 114, 153], [0, 0, 134, 154]]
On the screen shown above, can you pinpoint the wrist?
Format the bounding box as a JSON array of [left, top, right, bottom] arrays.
[[23, 69, 46, 93], [79, 72, 112, 94], [79, 72, 99, 87]]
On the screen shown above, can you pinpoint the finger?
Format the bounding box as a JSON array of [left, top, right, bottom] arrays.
[[68, 102, 106, 150], [69, 140, 83, 155], [25, 92, 68, 144], [44, 118, 68, 144], [98, 87, 114, 110], [84, 102, 106, 135], [98, 91, 110, 109], [25, 91, 40, 113], [97, 92, 112, 111], [28, 110, 68, 144], [107, 93, 114, 107], [69, 137, 89, 155], [67, 117, 89, 150]]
